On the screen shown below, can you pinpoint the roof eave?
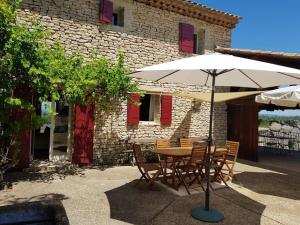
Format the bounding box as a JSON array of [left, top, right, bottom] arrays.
[[134, 0, 241, 29]]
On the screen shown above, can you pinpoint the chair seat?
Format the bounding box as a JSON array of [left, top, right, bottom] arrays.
[[143, 163, 161, 171], [225, 159, 234, 164], [176, 163, 200, 171]]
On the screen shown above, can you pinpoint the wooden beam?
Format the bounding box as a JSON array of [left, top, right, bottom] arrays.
[[133, 0, 240, 29]]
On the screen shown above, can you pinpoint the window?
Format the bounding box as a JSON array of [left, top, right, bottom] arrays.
[[100, 0, 125, 26], [193, 30, 205, 54], [139, 94, 160, 122], [127, 94, 172, 126], [112, 7, 124, 27], [193, 34, 198, 54]]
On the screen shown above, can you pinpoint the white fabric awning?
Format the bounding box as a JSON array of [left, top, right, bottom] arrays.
[[140, 87, 262, 102], [256, 85, 300, 107]]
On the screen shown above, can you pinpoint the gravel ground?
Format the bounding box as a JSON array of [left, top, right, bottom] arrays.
[[0, 160, 299, 225]]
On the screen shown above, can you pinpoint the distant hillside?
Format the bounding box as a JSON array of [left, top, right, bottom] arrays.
[[259, 114, 300, 128]]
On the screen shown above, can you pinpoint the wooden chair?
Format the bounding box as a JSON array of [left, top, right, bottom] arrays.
[[211, 148, 230, 188], [156, 139, 172, 162], [180, 138, 193, 148], [176, 146, 207, 195], [133, 144, 162, 186], [156, 139, 172, 176], [222, 140, 240, 179], [156, 139, 171, 149]]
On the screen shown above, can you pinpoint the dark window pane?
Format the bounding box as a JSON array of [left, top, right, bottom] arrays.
[[112, 13, 118, 26], [140, 94, 151, 121], [193, 34, 198, 54]]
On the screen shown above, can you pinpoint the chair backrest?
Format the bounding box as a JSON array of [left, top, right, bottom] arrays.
[[180, 138, 193, 148], [133, 144, 144, 166], [225, 140, 240, 158], [156, 139, 171, 149], [190, 146, 207, 165]]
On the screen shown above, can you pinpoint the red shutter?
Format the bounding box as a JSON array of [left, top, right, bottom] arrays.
[[73, 104, 95, 165], [100, 0, 113, 24], [127, 94, 140, 126], [161, 96, 172, 126], [179, 23, 194, 53]]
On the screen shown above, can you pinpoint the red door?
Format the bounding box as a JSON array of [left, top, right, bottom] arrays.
[[13, 85, 32, 169], [73, 104, 95, 164]]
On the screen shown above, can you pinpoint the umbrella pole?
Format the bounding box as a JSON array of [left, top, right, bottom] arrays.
[[191, 71, 224, 223], [205, 71, 215, 211]]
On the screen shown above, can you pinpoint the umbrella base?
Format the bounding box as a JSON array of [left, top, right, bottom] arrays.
[[191, 208, 224, 223]]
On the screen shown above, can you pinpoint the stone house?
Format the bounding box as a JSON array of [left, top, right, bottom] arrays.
[[16, 0, 240, 167]]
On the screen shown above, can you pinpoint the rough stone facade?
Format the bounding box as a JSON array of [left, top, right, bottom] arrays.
[[18, 0, 233, 162]]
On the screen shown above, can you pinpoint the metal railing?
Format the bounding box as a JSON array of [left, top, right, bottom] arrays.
[[258, 129, 300, 153]]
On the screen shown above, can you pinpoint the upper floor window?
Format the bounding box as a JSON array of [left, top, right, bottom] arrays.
[[179, 23, 205, 54], [112, 8, 124, 27], [193, 30, 205, 54], [100, 0, 124, 27]]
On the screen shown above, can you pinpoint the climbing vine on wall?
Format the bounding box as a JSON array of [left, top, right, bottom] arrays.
[[0, 0, 139, 167]]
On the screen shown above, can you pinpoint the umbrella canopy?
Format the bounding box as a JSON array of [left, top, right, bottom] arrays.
[[129, 53, 300, 222], [130, 54, 300, 88], [256, 85, 300, 107]]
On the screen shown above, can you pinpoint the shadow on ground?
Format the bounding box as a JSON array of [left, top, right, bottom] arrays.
[[3, 169, 86, 185], [105, 180, 268, 225], [233, 160, 300, 200], [0, 193, 68, 206], [105, 180, 177, 225], [3, 164, 113, 185]]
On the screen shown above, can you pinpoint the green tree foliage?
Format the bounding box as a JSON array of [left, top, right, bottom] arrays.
[[0, 0, 139, 167]]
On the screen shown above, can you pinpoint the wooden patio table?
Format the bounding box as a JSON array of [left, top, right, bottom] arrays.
[[154, 147, 226, 191], [154, 147, 192, 190]]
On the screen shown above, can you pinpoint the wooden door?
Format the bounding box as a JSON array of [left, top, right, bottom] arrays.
[[73, 104, 94, 164], [227, 98, 258, 161], [13, 85, 32, 169]]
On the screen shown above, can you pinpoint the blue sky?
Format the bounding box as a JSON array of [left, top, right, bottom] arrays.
[[198, 1, 300, 117], [198, 0, 300, 53]]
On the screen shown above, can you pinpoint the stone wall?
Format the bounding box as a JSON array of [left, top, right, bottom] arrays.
[[18, 0, 232, 162]]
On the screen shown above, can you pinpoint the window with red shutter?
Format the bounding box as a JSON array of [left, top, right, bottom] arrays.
[[127, 94, 140, 126], [100, 0, 113, 24], [161, 96, 172, 126], [179, 23, 194, 53]]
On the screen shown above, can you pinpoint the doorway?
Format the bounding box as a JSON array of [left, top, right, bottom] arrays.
[[31, 100, 73, 162]]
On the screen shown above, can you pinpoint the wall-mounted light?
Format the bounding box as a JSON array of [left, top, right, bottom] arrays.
[[192, 100, 202, 111]]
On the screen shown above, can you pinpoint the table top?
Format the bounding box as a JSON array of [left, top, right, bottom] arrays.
[[154, 146, 227, 157], [155, 147, 193, 156]]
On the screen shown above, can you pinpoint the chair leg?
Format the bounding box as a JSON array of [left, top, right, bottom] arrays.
[[225, 163, 236, 179], [134, 175, 144, 187], [190, 170, 205, 191], [176, 169, 191, 195], [219, 173, 229, 188], [146, 170, 161, 187], [189, 170, 201, 186], [180, 171, 191, 195]]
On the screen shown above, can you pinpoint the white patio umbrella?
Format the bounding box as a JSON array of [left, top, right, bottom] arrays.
[[256, 85, 300, 107], [129, 54, 300, 222]]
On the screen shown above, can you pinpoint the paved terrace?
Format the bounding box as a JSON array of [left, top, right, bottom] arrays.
[[0, 160, 299, 225]]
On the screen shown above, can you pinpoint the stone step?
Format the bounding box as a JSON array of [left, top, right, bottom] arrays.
[[25, 161, 78, 173]]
